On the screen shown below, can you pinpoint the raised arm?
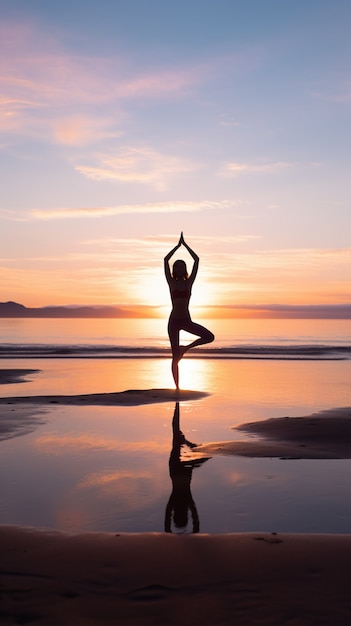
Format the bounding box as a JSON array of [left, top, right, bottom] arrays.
[[164, 238, 181, 284], [179, 232, 199, 283]]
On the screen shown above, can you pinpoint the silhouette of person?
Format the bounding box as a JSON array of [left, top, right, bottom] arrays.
[[165, 402, 211, 534], [164, 232, 214, 389]]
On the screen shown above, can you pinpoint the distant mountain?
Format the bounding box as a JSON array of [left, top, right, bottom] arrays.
[[0, 301, 156, 318], [1, 301, 350, 319], [0, 301, 28, 315]]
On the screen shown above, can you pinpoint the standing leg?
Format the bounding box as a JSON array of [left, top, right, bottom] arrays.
[[171, 358, 179, 390], [168, 318, 181, 389]]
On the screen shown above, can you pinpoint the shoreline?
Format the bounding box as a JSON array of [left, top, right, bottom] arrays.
[[197, 407, 351, 460], [1, 526, 350, 625], [0, 388, 208, 406], [0, 369, 350, 458], [0, 369, 40, 384]]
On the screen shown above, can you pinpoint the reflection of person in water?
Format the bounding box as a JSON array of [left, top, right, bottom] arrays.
[[165, 402, 211, 534], [164, 232, 214, 389]]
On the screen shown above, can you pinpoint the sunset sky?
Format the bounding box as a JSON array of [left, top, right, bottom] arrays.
[[1, 0, 350, 316]]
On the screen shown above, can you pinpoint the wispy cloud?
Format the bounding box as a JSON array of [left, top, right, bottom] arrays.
[[201, 246, 351, 302], [0, 27, 197, 105], [30, 200, 231, 220], [0, 17, 265, 150], [75, 147, 198, 189], [204, 246, 351, 276], [222, 161, 294, 176], [0, 19, 204, 146], [52, 115, 122, 146], [1, 241, 350, 308]]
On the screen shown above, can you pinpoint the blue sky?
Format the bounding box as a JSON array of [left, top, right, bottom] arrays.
[[1, 0, 350, 312]]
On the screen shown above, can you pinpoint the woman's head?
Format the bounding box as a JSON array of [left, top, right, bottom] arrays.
[[172, 259, 188, 279]]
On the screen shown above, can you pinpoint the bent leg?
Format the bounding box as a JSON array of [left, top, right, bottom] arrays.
[[167, 317, 214, 387], [180, 320, 214, 356]]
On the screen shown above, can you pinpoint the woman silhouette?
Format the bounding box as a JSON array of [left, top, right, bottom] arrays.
[[164, 233, 214, 389]]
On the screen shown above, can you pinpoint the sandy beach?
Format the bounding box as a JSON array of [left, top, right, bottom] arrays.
[[197, 408, 351, 460], [1, 526, 351, 626], [1, 368, 351, 624]]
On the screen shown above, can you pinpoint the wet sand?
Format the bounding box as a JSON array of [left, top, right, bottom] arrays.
[[0, 387, 208, 406], [1, 526, 351, 626], [196, 407, 351, 459], [0, 369, 40, 385]]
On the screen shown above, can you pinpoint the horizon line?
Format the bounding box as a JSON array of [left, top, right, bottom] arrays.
[[0, 301, 350, 320]]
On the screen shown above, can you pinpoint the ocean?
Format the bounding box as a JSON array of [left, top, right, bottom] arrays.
[[1, 317, 350, 358], [0, 317, 350, 535]]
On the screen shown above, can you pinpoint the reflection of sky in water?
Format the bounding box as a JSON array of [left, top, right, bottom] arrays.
[[0, 358, 351, 534], [2, 356, 351, 414]]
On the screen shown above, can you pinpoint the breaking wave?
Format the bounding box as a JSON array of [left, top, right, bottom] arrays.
[[0, 343, 350, 360]]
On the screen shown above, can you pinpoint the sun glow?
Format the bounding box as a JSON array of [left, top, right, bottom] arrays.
[[177, 357, 213, 392]]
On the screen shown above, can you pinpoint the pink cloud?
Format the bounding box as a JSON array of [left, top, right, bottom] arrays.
[[0, 18, 261, 151], [0, 19, 201, 145], [75, 146, 198, 189], [52, 115, 122, 146]]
